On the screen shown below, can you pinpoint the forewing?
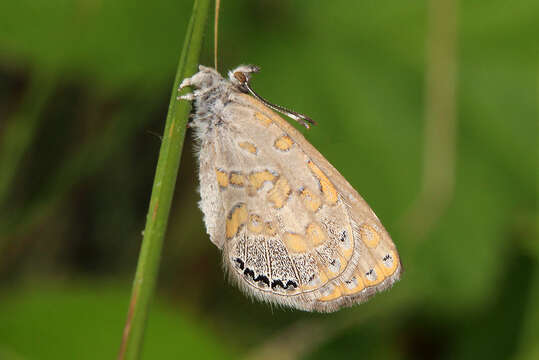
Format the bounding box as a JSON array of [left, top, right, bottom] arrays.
[[205, 92, 401, 313]]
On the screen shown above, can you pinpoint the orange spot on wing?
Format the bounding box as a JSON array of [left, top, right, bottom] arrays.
[[380, 250, 399, 277], [283, 232, 308, 253], [307, 161, 338, 205], [360, 224, 380, 248], [238, 141, 257, 154], [229, 172, 246, 187], [342, 246, 354, 261], [306, 222, 326, 247], [215, 169, 228, 187], [342, 276, 365, 295], [254, 112, 272, 127], [226, 203, 248, 239], [274, 135, 294, 151], [267, 177, 291, 209], [248, 170, 276, 193], [363, 264, 386, 287], [300, 187, 322, 212]]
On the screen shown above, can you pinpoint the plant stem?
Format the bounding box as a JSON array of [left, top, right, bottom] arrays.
[[118, 1, 211, 359]]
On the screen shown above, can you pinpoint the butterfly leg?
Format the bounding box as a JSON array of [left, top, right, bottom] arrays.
[[178, 77, 193, 91], [178, 93, 195, 101], [178, 77, 216, 101], [177, 77, 194, 101]]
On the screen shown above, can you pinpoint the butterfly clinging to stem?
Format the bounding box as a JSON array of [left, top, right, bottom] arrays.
[[177, 63, 402, 312]]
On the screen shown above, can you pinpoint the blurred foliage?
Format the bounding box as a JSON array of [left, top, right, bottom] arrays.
[[0, 0, 537, 359], [0, 281, 233, 359]]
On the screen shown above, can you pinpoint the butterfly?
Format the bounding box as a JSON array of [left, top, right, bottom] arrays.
[[178, 65, 401, 312]]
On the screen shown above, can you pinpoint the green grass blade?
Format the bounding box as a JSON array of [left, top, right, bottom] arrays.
[[118, 0, 211, 358]]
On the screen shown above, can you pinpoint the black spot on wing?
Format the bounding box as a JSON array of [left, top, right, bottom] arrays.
[[241, 266, 270, 287], [235, 258, 245, 270], [271, 279, 298, 290]]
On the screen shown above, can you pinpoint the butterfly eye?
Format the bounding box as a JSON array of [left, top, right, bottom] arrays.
[[229, 65, 260, 90], [233, 71, 247, 84]]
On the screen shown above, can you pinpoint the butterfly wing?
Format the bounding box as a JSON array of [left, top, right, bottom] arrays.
[[196, 89, 401, 313]]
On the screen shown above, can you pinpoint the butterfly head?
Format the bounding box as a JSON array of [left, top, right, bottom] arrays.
[[228, 64, 260, 92]]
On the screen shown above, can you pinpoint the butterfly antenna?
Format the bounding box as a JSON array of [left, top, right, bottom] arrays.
[[243, 81, 316, 129]]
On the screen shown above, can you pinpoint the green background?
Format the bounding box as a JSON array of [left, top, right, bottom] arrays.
[[0, 0, 537, 359]]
